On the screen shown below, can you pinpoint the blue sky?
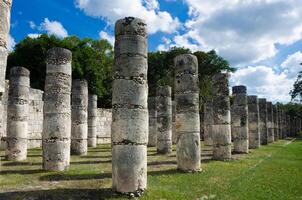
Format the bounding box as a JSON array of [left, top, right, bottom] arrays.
[[8, 0, 302, 103]]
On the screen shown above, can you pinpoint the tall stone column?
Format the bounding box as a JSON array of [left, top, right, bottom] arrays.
[[5, 67, 30, 161], [281, 112, 286, 139], [172, 101, 177, 144], [156, 86, 172, 154], [258, 98, 268, 145], [273, 105, 279, 141], [88, 94, 97, 147], [111, 17, 148, 194], [204, 99, 213, 146], [231, 86, 248, 153], [148, 97, 157, 147], [71, 79, 88, 155], [267, 102, 274, 143], [43, 47, 72, 171], [0, 0, 12, 94], [211, 73, 231, 160], [174, 54, 200, 171], [247, 96, 260, 149], [278, 109, 283, 139]]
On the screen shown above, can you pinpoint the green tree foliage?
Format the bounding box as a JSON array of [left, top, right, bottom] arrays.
[[7, 34, 113, 108], [290, 63, 302, 102], [278, 102, 302, 119]]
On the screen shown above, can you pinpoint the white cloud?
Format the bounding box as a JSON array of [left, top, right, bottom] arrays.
[[7, 34, 16, 52], [40, 18, 68, 38], [29, 21, 36, 29], [99, 31, 114, 45], [27, 33, 41, 39], [281, 51, 302, 79], [75, 0, 180, 34], [167, 0, 302, 66]]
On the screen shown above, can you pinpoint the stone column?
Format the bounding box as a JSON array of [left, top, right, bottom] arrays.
[[273, 105, 279, 141], [43, 47, 72, 171], [0, 0, 12, 93], [211, 72, 231, 160], [231, 86, 249, 153], [267, 102, 274, 143], [199, 103, 204, 142], [247, 96, 260, 149], [258, 98, 268, 145], [204, 99, 213, 146], [88, 94, 97, 147], [148, 97, 157, 147], [156, 86, 172, 154], [278, 109, 282, 139], [111, 17, 148, 194], [282, 112, 286, 139], [172, 101, 177, 144], [5, 67, 30, 161], [174, 54, 200, 171], [71, 79, 88, 155]]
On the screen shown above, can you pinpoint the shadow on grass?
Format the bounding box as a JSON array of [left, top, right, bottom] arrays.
[[39, 172, 111, 181], [88, 149, 110, 153], [0, 188, 116, 200], [0, 169, 44, 175], [70, 160, 111, 165], [80, 155, 112, 159], [2, 162, 41, 166], [148, 168, 186, 176], [147, 160, 177, 166], [27, 154, 42, 158]]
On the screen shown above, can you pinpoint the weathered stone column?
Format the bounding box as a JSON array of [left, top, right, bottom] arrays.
[[88, 94, 97, 147], [0, 0, 12, 93], [211, 73, 231, 160], [71, 79, 88, 155], [258, 98, 268, 145], [204, 98, 213, 146], [172, 101, 177, 144], [174, 54, 200, 171], [148, 97, 157, 147], [273, 105, 279, 141], [267, 102, 274, 143], [231, 86, 248, 153], [43, 47, 72, 171], [281, 112, 287, 139], [5, 67, 30, 161], [247, 96, 260, 149], [156, 86, 172, 154], [111, 17, 148, 194], [278, 108, 282, 139]]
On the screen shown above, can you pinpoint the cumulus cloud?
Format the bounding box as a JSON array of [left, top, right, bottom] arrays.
[[75, 0, 180, 34], [165, 0, 302, 66], [27, 33, 41, 39], [281, 51, 302, 79], [29, 21, 36, 29], [40, 18, 68, 38], [99, 31, 114, 45], [7, 34, 16, 52]]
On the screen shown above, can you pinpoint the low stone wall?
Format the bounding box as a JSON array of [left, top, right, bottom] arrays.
[[97, 108, 112, 144]]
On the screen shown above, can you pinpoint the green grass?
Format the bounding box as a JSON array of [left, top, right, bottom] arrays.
[[1, 137, 302, 200]]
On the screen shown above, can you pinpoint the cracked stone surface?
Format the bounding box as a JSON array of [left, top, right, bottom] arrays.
[[88, 94, 97, 147], [266, 102, 274, 143], [247, 96, 260, 149], [258, 98, 268, 145], [148, 97, 157, 147]]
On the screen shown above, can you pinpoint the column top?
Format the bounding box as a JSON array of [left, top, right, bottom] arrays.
[[46, 47, 72, 65], [157, 86, 172, 97], [232, 85, 247, 94], [247, 95, 258, 103], [115, 17, 147, 37], [10, 67, 30, 77], [174, 54, 198, 74]]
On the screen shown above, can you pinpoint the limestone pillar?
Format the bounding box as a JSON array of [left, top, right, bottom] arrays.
[[148, 97, 157, 147], [211, 72, 231, 160], [204, 99, 213, 146], [258, 98, 268, 145], [43, 47, 72, 171], [156, 86, 172, 154], [174, 54, 200, 171], [71, 79, 88, 155], [247, 96, 260, 149], [273, 105, 279, 141], [267, 102, 274, 143], [88, 94, 97, 147], [5, 67, 30, 161], [111, 17, 148, 194], [278, 109, 282, 139], [231, 86, 248, 153], [281, 112, 286, 139], [172, 101, 177, 144], [0, 0, 12, 93]]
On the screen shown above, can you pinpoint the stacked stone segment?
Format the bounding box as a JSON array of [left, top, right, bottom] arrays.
[[203, 98, 213, 146], [148, 97, 157, 147], [247, 96, 260, 149], [258, 98, 268, 145], [273, 105, 279, 141], [88, 94, 97, 147], [267, 102, 274, 143]]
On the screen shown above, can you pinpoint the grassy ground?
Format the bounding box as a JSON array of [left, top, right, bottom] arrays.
[[0, 137, 302, 200]]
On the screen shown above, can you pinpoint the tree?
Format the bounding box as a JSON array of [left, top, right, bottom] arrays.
[[290, 63, 302, 102], [7, 34, 113, 108]]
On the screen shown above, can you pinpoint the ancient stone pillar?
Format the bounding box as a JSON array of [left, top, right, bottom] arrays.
[[258, 98, 268, 145], [156, 86, 172, 154], [174, 54, 200, 171], [278, 108, 282, 139], [148, 97, 157, 147], [273, 105, 279, 141], [267, 102, 274, 143], [231, 86, 249, 153], [5, 67, 30, 161], [111, 17, 148, 194], [0, 0, 12, 93], [71, 79, 88, 155], [43, 47, 72, 171], [172, 101, 177, 144], [88, 94, 97, 147], [281, 112, 286, 139], [204, 99, 213, 146], [211, 72, 231, 160], [247, 96, 260, 149]]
